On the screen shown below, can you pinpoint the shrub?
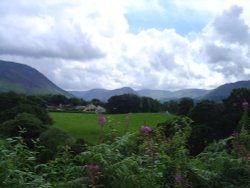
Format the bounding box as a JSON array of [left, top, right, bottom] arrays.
[[0, 113, 47, 144], [0, 103, 52, 125], [39, 128, 72, 161]]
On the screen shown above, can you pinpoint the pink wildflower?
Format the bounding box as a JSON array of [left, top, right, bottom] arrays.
[[242, 100, 249, 110], [175, 175, 182, 183], [140, 126, 152, 134], [98, 116, 106, 125]]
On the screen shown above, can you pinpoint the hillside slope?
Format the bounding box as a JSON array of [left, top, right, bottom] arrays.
[[0, 60, 72, 96], [203, 80, 250, 101]]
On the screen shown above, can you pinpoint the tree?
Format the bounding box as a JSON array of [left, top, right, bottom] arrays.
[[68, 97, 87, 106], [140, 97, 162, 112], [189, 100, 223, 127], [0, 103, 52, 125], [39, 128, 71, 161], [0, 92, 26, 111], [188, 100, 224, 155], [41, 94, 68, 106], [107, 94, 141, 113], [178, 97, 194, 116], [162, 100, 179, 114], [223, 88, 250, 114], [221, 88, 250, 134], [91, 98, 105, 107]]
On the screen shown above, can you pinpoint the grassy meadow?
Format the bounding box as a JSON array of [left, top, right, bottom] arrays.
[[50, 112, 174, 144]]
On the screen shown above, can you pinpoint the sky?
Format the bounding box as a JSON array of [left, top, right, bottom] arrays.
[[0, 0, 250, 91]]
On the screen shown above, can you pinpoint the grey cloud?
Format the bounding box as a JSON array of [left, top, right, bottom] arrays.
[[0, 2, 105, 61], [204, 43, 233, 63], [152, 48, 176, 70], [203, 42, 249, 79], [203, 5, 250, 82], [212, 5, 250, 44]]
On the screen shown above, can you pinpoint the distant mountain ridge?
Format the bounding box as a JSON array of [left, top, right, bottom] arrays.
[[0, 60, 72, 97], [1, 60, 250, 102], [69, 87, 137, 101], [69, 88, 210, 101], [69, 80, 250, 102], [137, 89, 210, 101]]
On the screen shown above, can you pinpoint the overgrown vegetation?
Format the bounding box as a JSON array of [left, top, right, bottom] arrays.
[[0, 89, 250, 187]]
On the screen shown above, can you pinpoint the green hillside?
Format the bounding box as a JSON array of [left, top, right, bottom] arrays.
[[0, 60, 72, 97]]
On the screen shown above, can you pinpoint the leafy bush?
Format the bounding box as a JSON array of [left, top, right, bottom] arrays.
[[0, 103, 52, 125], [0, 137, 52, 188], [39, 128, 72, 161], [0, 113, 47, 144]]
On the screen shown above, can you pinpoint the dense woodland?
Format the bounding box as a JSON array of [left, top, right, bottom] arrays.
[[0, 89, 250, 187]]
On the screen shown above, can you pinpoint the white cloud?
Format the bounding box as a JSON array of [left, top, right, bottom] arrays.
[[0, 1, 250, 91]]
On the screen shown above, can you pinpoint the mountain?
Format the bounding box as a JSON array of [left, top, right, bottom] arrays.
[[137, 88, 210, 101], [69, 87, 137, 101], [203, 80, 250, 101], [0, 60, 72, 97], [171, 89, 210, 100], [136, 89, 172, 99], [69, 80, 250, 102], [70, 87, 210, 102]]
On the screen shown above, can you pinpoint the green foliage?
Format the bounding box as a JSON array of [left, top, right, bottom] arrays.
[[190, 138, 250, 187], [178, 97, 194, 116], [71, 138, 88, 155], [223, 88, 250, 113], [107, 94, 141, 113], [40, 94, 88, 107], [221, 88, 250, 134], [188, 100, 225, 155], [0, 137, 52, 188], [106, 94, 162, 114], [0, 113, 47, 144], [1, 90, 250, 187], [237, 110, 249, 131], [39, 128, 72, 161], [239, 129, 250, 151], [0, 92, 26, 112], [1, 103, 52, 125], [140, 96, 162, 112], [1, 114, 250, 187], [0, 92, 52, 126], [189, 100, 224, 126], [163, 100, 179, 114]]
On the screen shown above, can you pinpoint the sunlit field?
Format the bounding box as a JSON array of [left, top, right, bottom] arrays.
[[50, 112, 174, 144]]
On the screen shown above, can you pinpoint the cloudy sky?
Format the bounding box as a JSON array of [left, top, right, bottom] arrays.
[[1, 0, 250, 91]]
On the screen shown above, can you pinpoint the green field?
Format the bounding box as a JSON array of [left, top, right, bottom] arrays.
[[50, 112, 174, 144]]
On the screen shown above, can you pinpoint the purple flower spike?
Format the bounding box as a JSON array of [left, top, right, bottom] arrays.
[[140, 126, 152, 134], [98, 116, 106, 125], [242, 100, 249, 110], [175, 175, 182, 183]]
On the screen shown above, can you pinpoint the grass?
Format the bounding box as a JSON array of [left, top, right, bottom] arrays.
[[49, 112, 174, 144]]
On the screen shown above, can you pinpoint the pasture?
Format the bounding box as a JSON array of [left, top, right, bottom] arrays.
[[50, 112, 174, 144]]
